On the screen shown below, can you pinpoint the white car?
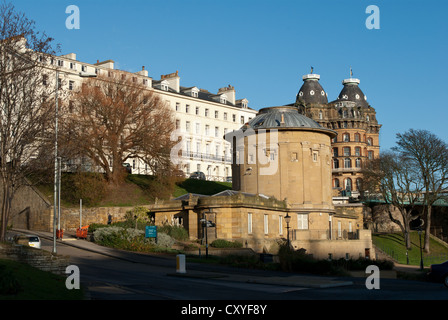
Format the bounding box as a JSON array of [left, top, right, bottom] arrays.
[[13, 234, 41, 249]]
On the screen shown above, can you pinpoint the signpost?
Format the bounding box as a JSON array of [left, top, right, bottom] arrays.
[[145, 226, 157, 243]]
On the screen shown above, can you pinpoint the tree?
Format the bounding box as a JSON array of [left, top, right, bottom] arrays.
[[60, 73, 176, 185], [362, 150, 423, 249], [394, 129, 448, 253], [0, 2, 57, 241]]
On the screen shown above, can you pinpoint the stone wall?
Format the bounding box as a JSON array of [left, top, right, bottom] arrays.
[[7, 183, 53, 232], [0, 243, 70, 275]]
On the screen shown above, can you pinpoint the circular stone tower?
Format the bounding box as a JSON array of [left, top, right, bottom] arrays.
[[228, 106, 336, 213]]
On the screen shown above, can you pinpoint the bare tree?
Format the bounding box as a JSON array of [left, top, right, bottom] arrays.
[[0, 2, 57, 241], [363, 150, 423, 249], [394, 129, 448, 253], [60, 73, 176, 185]]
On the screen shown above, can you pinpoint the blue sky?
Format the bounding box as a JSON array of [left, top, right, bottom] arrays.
[[13, 0, 448, 150]]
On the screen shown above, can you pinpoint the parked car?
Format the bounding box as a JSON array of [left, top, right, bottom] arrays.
[[13, 234, 41, 249], [226, 176, 232, 182], [189, 171, 206, 180], [427, 260, 448, 287]]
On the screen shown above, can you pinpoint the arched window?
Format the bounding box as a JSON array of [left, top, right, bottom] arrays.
[[354, 133, 360, 142], [333, 158, 339, 169], [319, 110, 323, 119], [355, 158, 362, 168], [334, 178, 340, 188], [345, 178, 352, 191], [367, 138, 373, 146], [344, 158, 351, 168], [343, 133, 350, 142]]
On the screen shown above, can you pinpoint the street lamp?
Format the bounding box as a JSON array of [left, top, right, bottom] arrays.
[[284, 213, 291, 249], [201, 209, 214, 259], [418, 227, 424, 270], [53, 69, 97, 254]]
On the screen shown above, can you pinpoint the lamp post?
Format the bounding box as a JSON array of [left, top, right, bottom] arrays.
[[418, 227, 424, 270], [52, 70, 97, 254], [284, 213, 291, 249]]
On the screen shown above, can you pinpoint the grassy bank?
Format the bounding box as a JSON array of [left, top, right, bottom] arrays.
[[0, 258, 85, 300], [373, 231, 448, 266]]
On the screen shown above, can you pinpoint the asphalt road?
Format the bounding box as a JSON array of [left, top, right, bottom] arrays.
[[35, 236, 448, 302]]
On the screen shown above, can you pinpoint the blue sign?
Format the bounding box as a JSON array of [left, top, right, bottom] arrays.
[[145, 226, 157, 238]]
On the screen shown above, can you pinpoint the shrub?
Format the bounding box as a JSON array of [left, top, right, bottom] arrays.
[[158, 225, 189, 241], [211, 239, 243, 248], [124, 206, 152, 224], [62, 172, 107, 206], [148, 232, 175, 248]]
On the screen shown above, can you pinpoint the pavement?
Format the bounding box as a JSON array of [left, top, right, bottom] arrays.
[[9, 228, 426, 290]]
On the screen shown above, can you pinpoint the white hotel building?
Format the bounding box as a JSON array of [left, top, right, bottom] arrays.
[[42, 51, 258, 181]]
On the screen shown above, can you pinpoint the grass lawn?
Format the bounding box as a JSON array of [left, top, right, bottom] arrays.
[[373, 232, 448, 266], [0, 258, 85, 300], [173, 179, 232, 198]]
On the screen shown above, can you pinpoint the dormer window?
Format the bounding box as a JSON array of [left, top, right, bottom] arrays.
[[220, 96, 227, 104]]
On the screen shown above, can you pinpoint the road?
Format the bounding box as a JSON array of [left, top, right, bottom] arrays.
[[34, 236, 448, 302]]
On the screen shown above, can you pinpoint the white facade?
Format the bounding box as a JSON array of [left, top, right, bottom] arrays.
[[40, 52, 257, 181]]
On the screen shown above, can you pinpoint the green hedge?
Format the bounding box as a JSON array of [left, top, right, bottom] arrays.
[[210, 239, 243, 248]]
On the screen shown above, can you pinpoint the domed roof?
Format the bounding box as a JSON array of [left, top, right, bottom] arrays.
[[331, 78, 369, 107], [296, 74, 328, 106], [244, 106, 335, 137]]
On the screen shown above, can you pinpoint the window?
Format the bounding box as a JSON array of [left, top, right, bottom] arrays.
[[279, 215, 283, 235], [195, 106, 200, 115], [241, 116, 245, 124], [224, 112, 228, 120], [344, 158, 351, 168], [343, 133, 350, 142], [368, 151, 374, 160], [345, 178, 352, 190], [355, 147, 361, 156], [343, 147, 351, 156], [57, 60, 64, 67], [42, 75, 48, 86], [215, 127, 219, 137], [176, 102, 180, 111], [185, 121, 190, 132], [205, 125, 210, 136], [367, 138, 373, 146], [205, 108, 209, 117], [319, 110, 323, 119], [333, 158, 339, 169], [264, 215, 269, 234], [313, 151, 318, 162], [333, 148, 339, 157], [175, 120, 180, 129], [355, 158, 362, 168], [69, 80, 74, 91], [334, 178, 340, 188], [82, 65, 87, 72], [232, 114, 236, 122], [195, 123, 200, 134], [248, 213, 253, 234], [70, 62, 76, 70], [297, 214, 308, 230], [215, 110, 219, 118], [354, 133, 360, 142], [185, 104, 190, 113]]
